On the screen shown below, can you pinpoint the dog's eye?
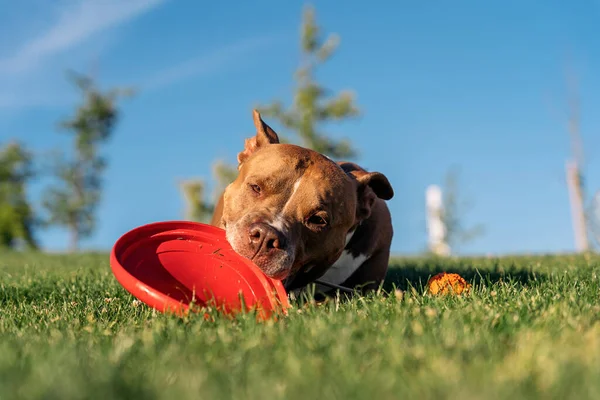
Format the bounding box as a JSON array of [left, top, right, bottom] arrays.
[[307, 214, 328, 227], [249, 184, 261, 194]]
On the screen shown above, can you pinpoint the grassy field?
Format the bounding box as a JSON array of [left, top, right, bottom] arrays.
[[1, 252, 600, 400]]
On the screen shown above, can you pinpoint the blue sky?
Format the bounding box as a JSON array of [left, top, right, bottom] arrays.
[[1, 0, 599, 255]]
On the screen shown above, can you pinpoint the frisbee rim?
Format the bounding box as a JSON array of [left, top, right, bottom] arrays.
[[110, 220, 290, 317]]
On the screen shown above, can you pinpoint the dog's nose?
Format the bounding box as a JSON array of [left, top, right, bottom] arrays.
[[248, 222, 287, 251]]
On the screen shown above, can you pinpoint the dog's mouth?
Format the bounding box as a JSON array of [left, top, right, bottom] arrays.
[[225, 224, 295, 280], [264, 268, 291, 280], [243, 250, 294, 280], [222, 211, 306, 284]]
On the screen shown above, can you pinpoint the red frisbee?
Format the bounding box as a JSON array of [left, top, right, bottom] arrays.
[[110, 221, 290, 320]]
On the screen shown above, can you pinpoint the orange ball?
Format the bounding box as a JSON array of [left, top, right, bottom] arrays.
[[427, 272, 471, 295]]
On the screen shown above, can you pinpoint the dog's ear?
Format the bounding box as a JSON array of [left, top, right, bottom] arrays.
[[341, 162, 393, 221], [357, 172, 394, 201], [237, 110, 280, 167], [355, 171, 394, 221]]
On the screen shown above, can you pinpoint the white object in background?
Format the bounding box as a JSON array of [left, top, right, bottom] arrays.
[[426, 185, 450, 256], [565, 160, 589, 252]]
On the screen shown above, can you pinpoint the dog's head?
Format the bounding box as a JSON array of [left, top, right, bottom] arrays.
[[220, 110, 393, 280]]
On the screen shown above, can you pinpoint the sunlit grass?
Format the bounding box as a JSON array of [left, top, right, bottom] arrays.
[[1, 252, 599, 399]]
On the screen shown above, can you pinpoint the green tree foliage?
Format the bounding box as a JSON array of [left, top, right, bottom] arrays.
[[42, 72, 132, 252], [440, 167, 484, 252], [257, 4, 360, 160], [211, 160, 238, 198], [179, 162, 238, 224], [179, 179, 214, 223], [0, 142, 38, 249], [180, 5, 361, 222]]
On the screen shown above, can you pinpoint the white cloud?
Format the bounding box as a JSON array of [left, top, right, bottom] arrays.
[[0, 1, 280, 111], [141, 35, 279, 92], [0, 0, 166, 110], [0, 0, 166, 75]]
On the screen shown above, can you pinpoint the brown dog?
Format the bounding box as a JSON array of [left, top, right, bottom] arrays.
[[210, 110, 394, 294]]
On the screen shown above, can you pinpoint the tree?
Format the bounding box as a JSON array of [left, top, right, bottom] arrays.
[[0, 141, 38, 249], [211, 160, 238, 199], [42, 72, 132, 252], [257, 4, 360, 160], [438, 167, 484, 254], [180, 4, 362, 221], [179, 179, 214, 223], [178, 161, 239, 223]]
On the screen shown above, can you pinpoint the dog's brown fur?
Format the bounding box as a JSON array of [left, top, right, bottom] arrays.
[[210, 110, 394, 293]]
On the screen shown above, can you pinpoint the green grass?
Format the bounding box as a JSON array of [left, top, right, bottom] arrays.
[[1, 252, 600, 399]]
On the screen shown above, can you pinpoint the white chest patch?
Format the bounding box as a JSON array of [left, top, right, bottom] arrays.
[[317, 250, 369, 289], [345, 230, 355, 246]]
